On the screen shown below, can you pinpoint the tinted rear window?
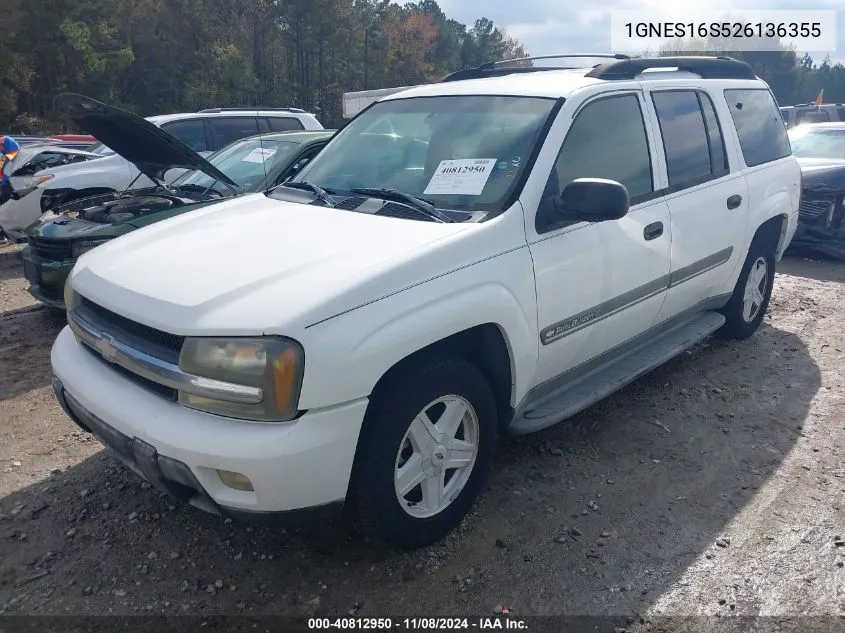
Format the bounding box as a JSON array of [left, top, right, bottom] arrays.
[[724, 89, 791, 167], [797, 109, 831, 124], [210, 117, 260, 149], [268, 117, 305, 132]]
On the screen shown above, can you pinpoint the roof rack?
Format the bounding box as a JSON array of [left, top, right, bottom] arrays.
[[198, 107, 306, 114], [586, 56, 755, 80], [439, 53, 630, 83]]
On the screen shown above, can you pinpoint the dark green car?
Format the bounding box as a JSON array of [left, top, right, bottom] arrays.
[[23, 94, 334, 309]]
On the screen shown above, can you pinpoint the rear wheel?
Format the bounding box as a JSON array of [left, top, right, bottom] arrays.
[[718, 238, 775, 340], [348, 357, 497, 549]]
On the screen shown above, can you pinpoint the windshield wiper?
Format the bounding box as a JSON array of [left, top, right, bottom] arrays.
[[351, 187, 454, 223], [282, 181, 336, 207]]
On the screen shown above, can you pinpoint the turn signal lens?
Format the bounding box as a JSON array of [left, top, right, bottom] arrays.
[[217, 470, 254, 491]]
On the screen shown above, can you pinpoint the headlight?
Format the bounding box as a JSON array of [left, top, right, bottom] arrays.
[[34, 174, 54, 187], [178, 337, 304, 422], [64, 277, 78, 311], [72, 239, 111, 258]]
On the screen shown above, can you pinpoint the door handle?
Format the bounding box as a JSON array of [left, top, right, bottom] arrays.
[[643, 221, 663, 241], [727, 194, 743, 210]]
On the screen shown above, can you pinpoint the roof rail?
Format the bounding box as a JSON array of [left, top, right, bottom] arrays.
[[586, 56, 755, 80], [483, 53, 629, 68], [439, 53, 629, 83], [198, 107, 307, 114]]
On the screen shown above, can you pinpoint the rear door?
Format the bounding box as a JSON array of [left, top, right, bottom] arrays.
[[159, 118, 210, 153], [207, 116, 261, 151], [643, 86, 749, 322]]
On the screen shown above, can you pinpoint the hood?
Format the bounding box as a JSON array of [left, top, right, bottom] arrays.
[[797, 157, 845, 192], [54, 93, 238, 188], [68, 194, 516, 335]]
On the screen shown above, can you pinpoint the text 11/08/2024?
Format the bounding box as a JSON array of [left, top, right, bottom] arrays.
[[307, 617, 528, 630]]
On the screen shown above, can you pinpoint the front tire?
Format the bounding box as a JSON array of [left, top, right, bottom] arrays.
[[348, 357, 498, 549], [718, 239, 775, 340]]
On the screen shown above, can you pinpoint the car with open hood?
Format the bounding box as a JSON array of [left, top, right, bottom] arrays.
[[22, 94, 334, 308], [0, 143, 101, 240], [787, 122, 845, 258], [2, 97, 323, 245]]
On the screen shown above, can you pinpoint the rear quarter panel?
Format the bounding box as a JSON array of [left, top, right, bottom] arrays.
[[742, 156, 801, 260]]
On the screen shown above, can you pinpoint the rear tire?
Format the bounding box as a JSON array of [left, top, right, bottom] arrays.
[[718, 238, 775, 340], [348, 356, 497, 550]]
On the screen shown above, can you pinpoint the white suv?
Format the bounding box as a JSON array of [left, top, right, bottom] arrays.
[[1, 106, 322, 236], [51, 55, 800, 549]]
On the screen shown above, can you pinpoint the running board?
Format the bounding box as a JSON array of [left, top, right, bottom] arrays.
[[509, 311, 726, 435]]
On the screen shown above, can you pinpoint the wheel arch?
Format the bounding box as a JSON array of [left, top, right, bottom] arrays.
[[752, 213, 789, 258], [368, 323, 516, 434]]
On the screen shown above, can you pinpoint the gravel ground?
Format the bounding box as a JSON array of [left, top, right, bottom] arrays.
[[1, 241, 844, 620]]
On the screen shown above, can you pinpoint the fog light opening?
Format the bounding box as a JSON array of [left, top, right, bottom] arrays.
[[216, 470, 254, 491]]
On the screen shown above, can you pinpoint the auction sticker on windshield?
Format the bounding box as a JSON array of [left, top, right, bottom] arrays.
[[242, 148, 277, 164], [424, 158, 497, 195]]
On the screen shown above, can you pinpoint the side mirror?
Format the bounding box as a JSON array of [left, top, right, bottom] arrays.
[[557, 178, 630, 223]]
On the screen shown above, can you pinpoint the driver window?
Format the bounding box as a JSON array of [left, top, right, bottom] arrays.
[[280, 146, 322, 183], [537, 93, 654, 234]]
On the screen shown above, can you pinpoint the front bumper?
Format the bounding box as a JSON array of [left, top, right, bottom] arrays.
[[788, 191, 845, 259], [21, 246, 74, 310], [51, 326, 368, 521]]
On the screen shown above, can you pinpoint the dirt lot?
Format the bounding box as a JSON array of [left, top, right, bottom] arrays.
[[1, 241, 844, 620]]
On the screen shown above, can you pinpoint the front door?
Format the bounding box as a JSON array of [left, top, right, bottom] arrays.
[[525, 91, 672, 388]]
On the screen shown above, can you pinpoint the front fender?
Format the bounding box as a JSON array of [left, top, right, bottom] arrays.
[[297, 247, 539, 411]]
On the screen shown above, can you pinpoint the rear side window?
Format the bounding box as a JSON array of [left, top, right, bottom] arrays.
[[797, 109, 831, 124], [652, 91, 714, 189], [160, 119, 208, 152], [838, 108, 845, 121], [268, 117, 305, 132], [210, 117, 260, 149], [724, 89, 791, 167]]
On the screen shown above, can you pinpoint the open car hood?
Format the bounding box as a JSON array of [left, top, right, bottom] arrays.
[[54, 93, 239, 188]]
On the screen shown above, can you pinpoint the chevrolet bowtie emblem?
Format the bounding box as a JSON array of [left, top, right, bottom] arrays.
[[97, 334, 118, 363]]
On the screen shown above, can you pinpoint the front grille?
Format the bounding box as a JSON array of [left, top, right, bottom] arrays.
[[79, 341, 177, 401], [798, 194, 840, 221], [30, 237, 72, 261], [75, 297, 185, 365]]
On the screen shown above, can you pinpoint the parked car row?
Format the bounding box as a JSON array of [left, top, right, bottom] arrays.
[[21, 94, 333, 307], [0, 102, 323, 241], [41, 55, 804, 549]]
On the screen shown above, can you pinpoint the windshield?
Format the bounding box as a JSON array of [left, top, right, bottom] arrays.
[[289, 95, 556, 212], [788, 127, 845, 159], [174, 138, 300, 193]]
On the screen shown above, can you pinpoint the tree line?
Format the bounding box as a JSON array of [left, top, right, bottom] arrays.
[[2, 0, 845, 134], [654, 37, 845, 107], [0, 0, 525, 132]]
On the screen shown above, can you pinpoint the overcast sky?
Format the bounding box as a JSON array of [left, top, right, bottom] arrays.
[[436, 0, 844, 68]]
